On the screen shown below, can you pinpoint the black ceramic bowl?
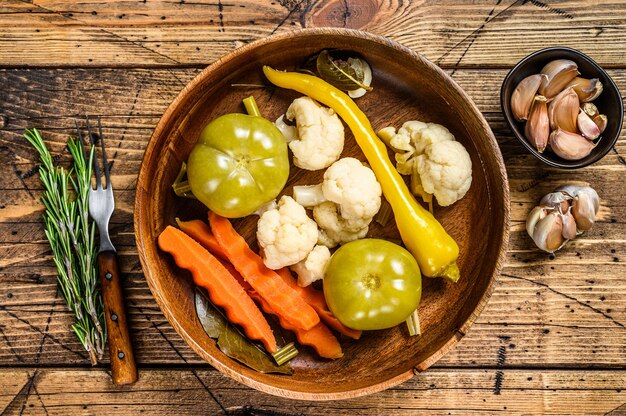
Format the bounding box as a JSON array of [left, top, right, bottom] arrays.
[[501, 47, 623, 169]]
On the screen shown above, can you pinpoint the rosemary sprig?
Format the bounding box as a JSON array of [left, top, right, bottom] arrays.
[[24, 129, 106, 365]]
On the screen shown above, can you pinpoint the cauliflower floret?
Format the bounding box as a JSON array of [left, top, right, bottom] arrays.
[[395, 150, 416, 175], [416, 140, 472, 207], [291, 245, 331, 287], [394, 123, 455, 173], [277, 97, 344, 171], [274, 115, 298, 142], [256, 196, 318, 269], [292, 158, 381, 247], [379, 121, 472, 207], [388, 120, 429, 152], [413, 123, 454, 153], [313, 202, 369, 248], [321, 157, 382, 220]]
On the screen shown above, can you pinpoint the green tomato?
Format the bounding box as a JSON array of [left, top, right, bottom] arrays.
[[187, 113, 289, 218], [324, 239, 422, 331]]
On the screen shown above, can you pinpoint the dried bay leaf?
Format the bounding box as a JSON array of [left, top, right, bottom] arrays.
[[316, 50, 372, 92], [217, 329, 292, 374], [195, 289, 225, 338], [195, 289, 293, 375]]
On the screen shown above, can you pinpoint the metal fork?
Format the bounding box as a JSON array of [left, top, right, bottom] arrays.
[[78, 116, 137, 385]]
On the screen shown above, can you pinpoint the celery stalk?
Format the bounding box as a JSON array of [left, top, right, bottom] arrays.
[[272, 342, 299, 365], [406, 309, 421, 337]]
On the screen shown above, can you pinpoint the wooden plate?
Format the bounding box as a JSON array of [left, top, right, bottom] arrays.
[[134, 28, 510, 400]]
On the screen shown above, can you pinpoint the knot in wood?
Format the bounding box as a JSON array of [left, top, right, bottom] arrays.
[[306, 0, 379, 30]]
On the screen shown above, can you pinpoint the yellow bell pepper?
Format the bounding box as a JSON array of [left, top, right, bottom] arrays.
[[263, 66, 460, 281]]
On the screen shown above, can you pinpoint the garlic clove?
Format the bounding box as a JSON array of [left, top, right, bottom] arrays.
[[526, 206, 549, 238], [532, 211, 566, 253], [511, 74, 547, 121], [569, 188, 600, 232], [561, 208, 577, 240], [525, 95, 550, 152], [540, 191, 572, 213], [548, 87, 579, 132], [549, 129, 595, 160], [590, 190, 600, 214], [539, 59, 579, 98], [572, 195, 596, 231], [565, 77, 603, 102], [592, 114, 608, 134], [583, 186, 600, 213], [554, 185, 600, 212], [582, 102, 599, 118], [577, 109, 601, 140]]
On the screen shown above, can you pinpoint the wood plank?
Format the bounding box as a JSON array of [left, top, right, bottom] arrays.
[[0, 368, 624, 415], [1, 67, 624, 368], [2, 262, 625, 367], [1, 1, 626, 68], [1, 68, 625, 189]]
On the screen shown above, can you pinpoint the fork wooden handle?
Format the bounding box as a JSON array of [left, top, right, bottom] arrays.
[[98, 250, 138, 385]]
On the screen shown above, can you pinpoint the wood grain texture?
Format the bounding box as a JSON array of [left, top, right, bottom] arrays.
[[1, 0, 625, 408], [0, 67, 624, 372], [1, 1, 626, 68], [0, 368, 625, 415]]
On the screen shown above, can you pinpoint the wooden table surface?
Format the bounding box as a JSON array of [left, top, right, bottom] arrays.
[[0, 1, 625, 414]]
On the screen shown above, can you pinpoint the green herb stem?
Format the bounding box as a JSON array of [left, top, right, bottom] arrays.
[[24, 129, 106, 364], [243, 96, 261, 117], [172, 162, 197, 199], [231, 83, 266, 88], [406, 309, 421, 337], [272, 342, 298, 366], [173, 181, 194, 197]]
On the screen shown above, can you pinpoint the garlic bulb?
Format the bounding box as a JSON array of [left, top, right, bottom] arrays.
[[526, 185, 600, 253]]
